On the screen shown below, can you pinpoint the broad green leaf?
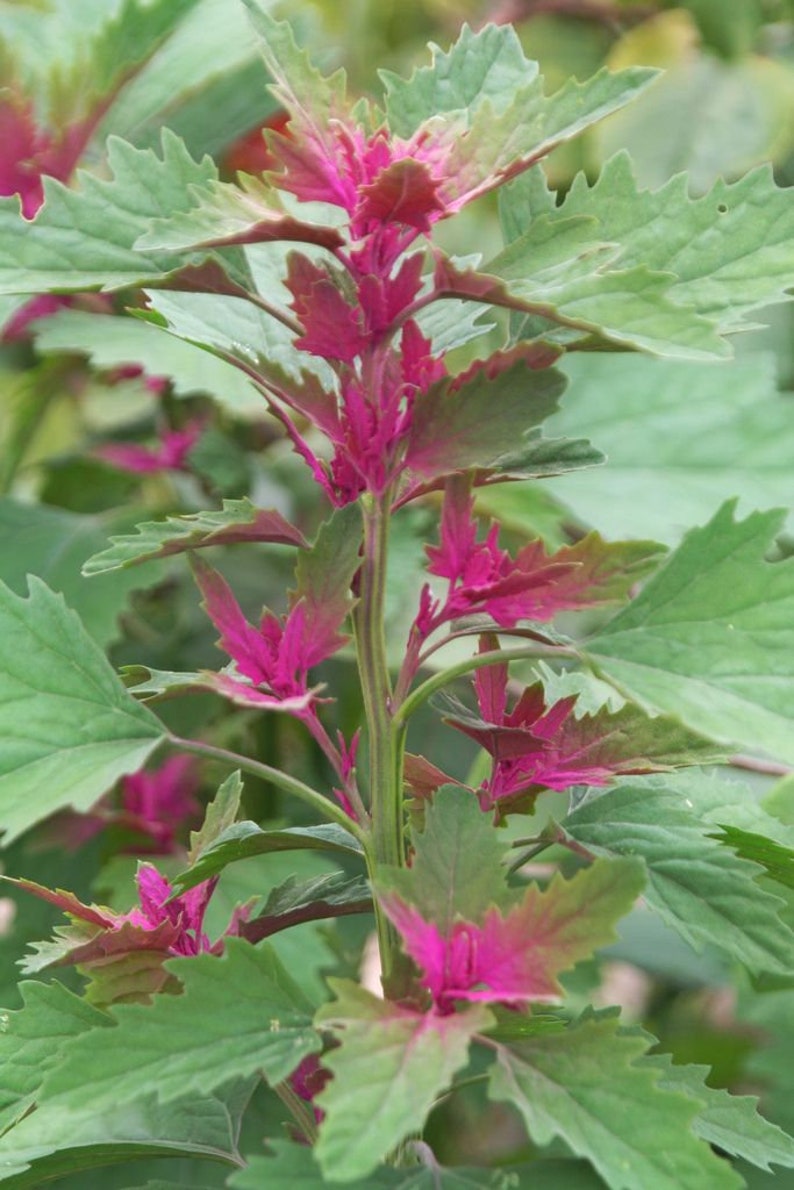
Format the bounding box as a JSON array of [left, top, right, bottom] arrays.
[[405, 354, 568, 481], [488, 1014, 740, 1190], [583, 502, 794, 763], [646, 1052, 794, 1172], [0, 1087, 250, 1186], [230, 1142, 585, 1188], [40, 939, 320, 1110], [540, 351, 794, 543], [0, 980, 109, 1135], [0, 498, 164, 647], [540, 152, 794, 332], [380, 784, 512, 929], [315, 980, 492, 1182], [562, 782, 794, 975], [175, 822, 364, 893], [33, 308, 263, 417], [438, 240, 727, 362], [0, 578, 165, 844], [82, 498, 305, 575], [0, 132, 219, 294]]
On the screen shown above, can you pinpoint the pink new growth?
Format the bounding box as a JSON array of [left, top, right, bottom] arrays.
[[124, 864, 217, 957], [95, 421, 202, 475], [381, 894, 561, 1014], [119, 755, 201, 853]]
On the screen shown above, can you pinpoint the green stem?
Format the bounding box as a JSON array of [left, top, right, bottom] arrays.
[[392, 643, 576, 729], [274, 1079, 319, 1145], [353, 490, 406, 994], [167, 733, 368, 847]]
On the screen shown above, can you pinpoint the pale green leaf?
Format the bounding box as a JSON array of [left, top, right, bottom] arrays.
[[489, 1015, 740, 1190], [0, 498, 164, 647], [543, 152, 794, 331], [646, 1052, 794, 1171], [583, 502, 794, 763], [315, 980, 492, 1182], [175, 821, 364, 893], [187, 770, 244, 866], [0, 132, 219, 294], [540, 352, 794, 543], [0, 577, 165, 844], [40, 940, 320, 1110], [562, 781, 794, 975], [33, 309, 263, 417], [82, 498, 305, 575]]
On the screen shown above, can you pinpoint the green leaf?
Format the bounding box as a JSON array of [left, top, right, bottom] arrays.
[[488, 1014, 740, 1190], [0, 577, 164, 844], [540, 351, 794, 544], [405, 353, 568, 482], [82, 498, 305, 575], [40, 939, 321, 1111], [187, 769, 244, 865], [562, 781, 794, 975], [380, 784, 512, 928], [548, 153, 794, 333], [315, 980, 492, 1182], [174, 822, 364, 894], [583, 502, 794, 763], [708, 824, 794, 891], [241, 872, 372, 943], [0, 980, 109, 1135], [0, 132, 219, 294], [0, 1087, 250, 1186], [0, 498, 164, 647], [646, 1052, 794, 1172], [292, 502, 362, 628], [438, 240, 727, 363], [33, 308, 263, 417]]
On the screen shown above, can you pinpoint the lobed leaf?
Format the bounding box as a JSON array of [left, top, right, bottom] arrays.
[[83, 498, 306, 575], [0, 578, 165, 844], [583, 501, 794, 764], [488, 1014, 740, 1189], [562, 781, 794, 976], [315, 980, 492, 1182], [40, 939, 321, 1110]]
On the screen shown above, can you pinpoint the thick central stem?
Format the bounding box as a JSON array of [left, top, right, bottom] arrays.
[[354, 489, 406, 995]]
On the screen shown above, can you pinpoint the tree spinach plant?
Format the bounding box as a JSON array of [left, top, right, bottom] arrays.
[[1, 2, 794, 1186]]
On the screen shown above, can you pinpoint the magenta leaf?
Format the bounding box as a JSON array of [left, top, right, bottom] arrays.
[[445, 665, 724, 810], [379, 857, 645, 1011]]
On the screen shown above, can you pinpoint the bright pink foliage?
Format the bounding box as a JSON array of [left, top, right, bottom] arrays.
[[95, 421, 202, 475]]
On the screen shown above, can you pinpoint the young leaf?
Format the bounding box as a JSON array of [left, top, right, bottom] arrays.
[[314, 980, 492, 1182], [405, 353, 567, 481], [292, 502, 362, 635], [0, 578, 165, 844], [488, 1013, 740, 1190], [239, 872, 371, 944], [562, 781, 794, 975], [583, 502, 794, 764], [645, 1052, 794, 1172], [39, 939, 321, 1111], [379, 856, 645, 1009], [707, 824, 794, 891], [174, 821, 364, 894], [187, 769, 244, 865], [0, 131, 219, 293], [83, 499, 306, 575]]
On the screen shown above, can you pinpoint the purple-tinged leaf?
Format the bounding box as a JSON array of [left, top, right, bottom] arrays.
[[379, 857, 644, 1010], [314, 979, 492, 1181], [239, 872, 371, 944]]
